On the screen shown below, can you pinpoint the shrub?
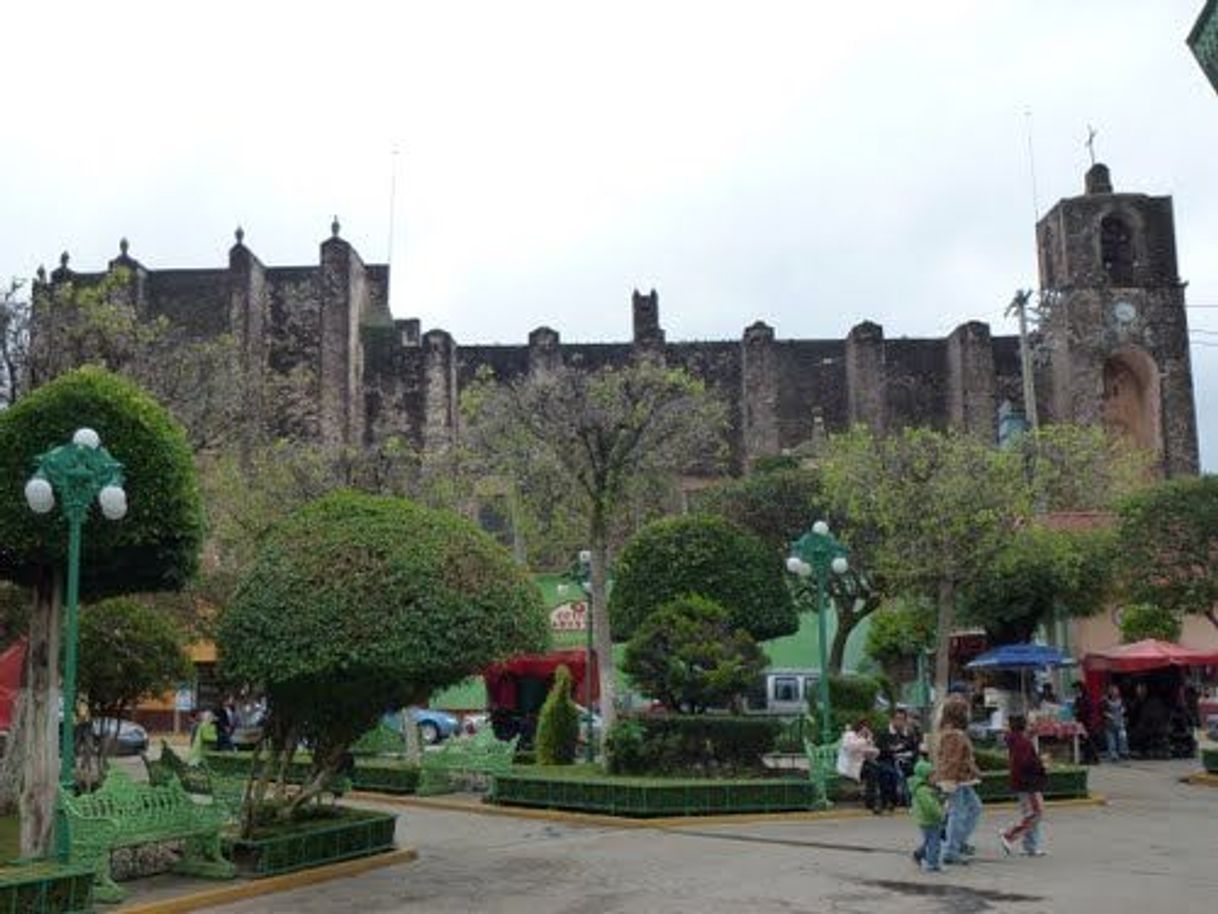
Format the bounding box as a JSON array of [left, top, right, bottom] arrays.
[[0, 365, 203, 597], [219, 490, 549, 817], [974, 747, 1010, 772], [1119, 603, 1182, 643], [622, 595, 768, 713], [536, 665, 580, 765], [609, 515, 796, 641], [605, 715, 780, 776]]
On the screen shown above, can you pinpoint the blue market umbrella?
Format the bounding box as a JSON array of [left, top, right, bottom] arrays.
[[966, 643, 1074, 715], [966, 643, 1074, 671]]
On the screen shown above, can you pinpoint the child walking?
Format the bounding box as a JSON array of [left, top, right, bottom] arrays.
[[909, 759, 944, 873], [999, 713, 1047, 857]]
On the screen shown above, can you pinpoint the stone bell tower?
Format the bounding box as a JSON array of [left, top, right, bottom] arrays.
[[1036, 163, 1198, 476]]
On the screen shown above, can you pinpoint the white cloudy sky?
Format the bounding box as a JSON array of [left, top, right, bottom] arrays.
[[3, 1, 1217, 462]]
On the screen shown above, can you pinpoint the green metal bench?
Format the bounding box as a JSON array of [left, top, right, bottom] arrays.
[[144, 741, 246, 822], [61, 766, 235, 904], [418, 729, 518, 795], [803, 737, 840, 810]]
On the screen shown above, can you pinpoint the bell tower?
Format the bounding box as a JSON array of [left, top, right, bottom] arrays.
[[1036, 163, 1198, 476]]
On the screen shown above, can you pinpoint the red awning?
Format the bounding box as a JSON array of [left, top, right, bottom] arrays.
[[482, 649, 599, 708], [0, 639, 26, 731], [1082, 639, 1218, 673]]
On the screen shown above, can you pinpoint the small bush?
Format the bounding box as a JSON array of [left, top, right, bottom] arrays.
[[605, 715, 780, 776], [814, 674, 879, 714], [974, 747, 1009, 772], [536, 665, 580, 765]]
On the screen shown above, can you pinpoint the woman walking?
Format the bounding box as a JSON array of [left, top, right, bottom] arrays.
[[935, 695, 982, 865]]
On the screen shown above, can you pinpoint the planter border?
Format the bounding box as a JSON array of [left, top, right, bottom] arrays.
[[204, 752, 420, 795], [0, 861, 94, 914], [1202, 747, 1218, 774], [222, 809, 397, 877]]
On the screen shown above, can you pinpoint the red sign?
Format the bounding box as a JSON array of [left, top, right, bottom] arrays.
[[550, 601, 588, 632]]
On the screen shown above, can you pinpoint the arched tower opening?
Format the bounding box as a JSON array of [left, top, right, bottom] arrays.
[[1101, 347, 1161, 457], [1099, 213, 1135, 284]]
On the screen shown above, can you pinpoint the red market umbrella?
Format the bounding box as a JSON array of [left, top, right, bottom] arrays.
[[0, 639, 26, 730], [1082, 639, 1218, 674]]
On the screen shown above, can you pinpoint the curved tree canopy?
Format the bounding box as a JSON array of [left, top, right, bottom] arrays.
[[218, 491, 549, 763], [609, 514, 796, 641], [0, 366, 204, 598]]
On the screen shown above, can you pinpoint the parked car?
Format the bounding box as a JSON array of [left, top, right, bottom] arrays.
[[381, 707, 462, 744], [83, 718, 148, 756]]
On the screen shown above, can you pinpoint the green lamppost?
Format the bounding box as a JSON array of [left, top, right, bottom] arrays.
[[24, 428, 127, 856], [575, 549, 595, 763], [786, 520, 849, 747]]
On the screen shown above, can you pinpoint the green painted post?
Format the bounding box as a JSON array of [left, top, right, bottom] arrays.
[[787, 521, 849, 810], [25, 430, 126, 861], [579, 550, 594, 764]]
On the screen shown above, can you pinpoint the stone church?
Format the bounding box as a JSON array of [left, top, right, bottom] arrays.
[[33, 164, 1198, 476]]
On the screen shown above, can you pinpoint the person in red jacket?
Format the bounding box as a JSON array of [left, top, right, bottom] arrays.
[[999, 714, 1047, 857]]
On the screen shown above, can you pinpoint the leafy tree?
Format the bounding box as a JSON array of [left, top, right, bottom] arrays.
[[696, 465, 885, 673], [78, 597, 189, 773], [1023, 423, 1152, 512], [621, 595, 767, 713], [1115, 475, 1218, 632], [1119, 602, 1182, 643], [218, 491, 548, 820], [821, 427, 1031, 702], [28, 270, 249, 450], [864, 596, 936, 674], [610, 515, 795, 641], [0, 367, 203, 856], [462, 359, 727, 733], [959, 526, 1115, 644], [0, 278, 29, 407], [536, 665, 580, 765]]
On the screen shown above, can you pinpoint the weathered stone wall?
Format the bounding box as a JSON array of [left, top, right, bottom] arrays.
[[31, 168, 1199, 478]]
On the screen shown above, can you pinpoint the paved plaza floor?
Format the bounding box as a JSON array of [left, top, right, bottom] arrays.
[[203, 758, 1215, 914]]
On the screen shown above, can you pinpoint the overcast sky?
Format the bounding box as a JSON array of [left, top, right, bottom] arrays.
[[3, 2, 1216, 464]]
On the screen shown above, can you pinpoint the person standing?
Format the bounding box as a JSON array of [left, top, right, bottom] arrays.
[[935, 695, 982, 864], [909, 759, 944, 873], [1103, 684, 1130, 762], [1071, 682, 1100, 765], [877, 708, 919, 807], [999, 714, 1047, 857]]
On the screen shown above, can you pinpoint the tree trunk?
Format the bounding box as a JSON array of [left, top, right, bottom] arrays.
[[402, 708, 421, 765], [828, 596, 880, 674], [929, 576, 955, 756], [590, 512, 617, 740], [19, 571, 62, 858]]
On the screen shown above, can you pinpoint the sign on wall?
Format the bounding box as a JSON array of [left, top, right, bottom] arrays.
[[550, 601, 589, 632]]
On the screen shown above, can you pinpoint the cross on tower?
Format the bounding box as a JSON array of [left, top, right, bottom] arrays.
[[1085, 124, 1098, 166]]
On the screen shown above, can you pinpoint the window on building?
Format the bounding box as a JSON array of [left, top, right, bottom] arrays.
[[773, 677, 799, 703]]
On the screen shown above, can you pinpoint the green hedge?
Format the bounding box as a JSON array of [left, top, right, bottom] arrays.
[[491, 773, 817, 817], [975, 767, 1089, 803], [224, 807, 396, 877], [0, 863, 94, 914], [204, 752, 420, 795], [605, 716, 780, 776], [1202, 748, 1218, 775]]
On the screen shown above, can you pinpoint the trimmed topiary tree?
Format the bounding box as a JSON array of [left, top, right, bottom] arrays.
[[218, 490, 549, 821], [622, 595, 768, 713], [535, 664, 580, 765], [0, 366, 203, 857], [609, 515, 795, 642]]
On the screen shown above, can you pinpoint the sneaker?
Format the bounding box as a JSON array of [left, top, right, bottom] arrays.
[[961, 843, 977, 857], [999, 831, 1015, 856], [912, 850, 924, 866], [924, 865, 942, 873], [1025, 848, 1047, 857], [941, 855, 969, 866]]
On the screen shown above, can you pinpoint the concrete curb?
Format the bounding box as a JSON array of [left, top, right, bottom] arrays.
[[116, 847, 418, 914], [1181, 771, 1218, 787], [355, 792, 1106, 831]]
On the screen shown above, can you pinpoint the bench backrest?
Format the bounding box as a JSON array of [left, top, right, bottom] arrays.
[[64, 767, 197, 835]]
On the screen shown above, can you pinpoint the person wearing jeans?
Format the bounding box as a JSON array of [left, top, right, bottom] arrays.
[[1104, 685, 1130, 762], [935, 695, 982, 864]]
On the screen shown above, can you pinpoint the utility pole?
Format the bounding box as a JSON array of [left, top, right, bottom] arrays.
[[1006, 289, 1040, 432]]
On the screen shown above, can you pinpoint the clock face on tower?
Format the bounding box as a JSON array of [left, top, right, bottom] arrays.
[[1112, 300, 1136, 325]]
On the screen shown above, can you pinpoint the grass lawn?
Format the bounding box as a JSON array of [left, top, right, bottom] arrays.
[[0, 816, 18, 861]]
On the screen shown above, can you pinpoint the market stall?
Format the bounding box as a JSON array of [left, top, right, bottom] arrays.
[[966, 643, 1084, 761], [1082, 639, 1218, 760]]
